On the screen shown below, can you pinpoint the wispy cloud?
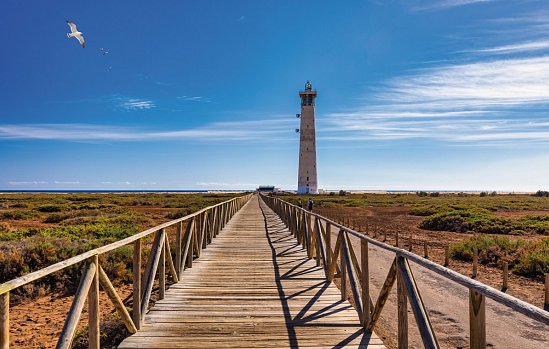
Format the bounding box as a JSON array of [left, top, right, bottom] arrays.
[[118, 98, 155, 110], [195, 182, 257, 188], [177, 96, 211, 103], [379, 56, 549, 108], [468, 40, 549, 55], [0, 118, 295, 142], [54, 181, 80, 184], [100, 181, 132, 185], [415, 0, 497, 11], [8, 181, 48, 185], [324, 55, 549, 144]]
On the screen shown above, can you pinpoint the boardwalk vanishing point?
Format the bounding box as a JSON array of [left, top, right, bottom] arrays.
[[119, 196, 384, 348]]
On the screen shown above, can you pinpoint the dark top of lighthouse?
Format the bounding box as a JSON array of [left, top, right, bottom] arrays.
[[299, 81, 317, 106]]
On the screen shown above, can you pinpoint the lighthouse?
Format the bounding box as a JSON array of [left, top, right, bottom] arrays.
[[297, 81, 318, 194]]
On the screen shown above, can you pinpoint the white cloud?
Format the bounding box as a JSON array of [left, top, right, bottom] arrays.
[[379, 56, 549, 108], [0, 118, 295, 142], [177, 96, 210, 102], [100, 181, 131, 185], [323, 55, 549, 144], [195, 182, 257, 188], [469, 40, 549, 55], [119, 98, 155, 110], [415, 0, 497, 11], [8, 181, 48, 185], [54, 181, 80, 184]]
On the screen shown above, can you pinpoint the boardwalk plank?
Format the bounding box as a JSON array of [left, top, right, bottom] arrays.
[[118, 196, 385, 349]]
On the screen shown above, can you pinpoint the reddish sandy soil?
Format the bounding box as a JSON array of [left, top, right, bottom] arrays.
[[9, 286, 132, 348], [5, 204, 179, 348]]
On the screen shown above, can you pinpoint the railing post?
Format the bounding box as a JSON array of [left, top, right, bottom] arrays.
[[301, 213, 307, 249], [397, 257, 408, 349], [308, 214, 314, 259], [408, 235, 413, 252], [545, 274, 549, 310], [361, 239, 370, 328], [88, 255, 100, 349], [175, 222, 182, 276], [314, 218, 320, 266], [0, 292, 8, 349], [326, 223, 331, 273], [159, 230, 166, 300], [473, 248, 478, 278], [469, 289, 486, 349], [187, 222, 194, 268], [502, 262, 508, 291], [340, 231, 346, 301], [132, 238, 142, 330]]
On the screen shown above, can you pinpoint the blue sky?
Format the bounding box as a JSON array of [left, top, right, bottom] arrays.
[[1, 0, 549, 191]]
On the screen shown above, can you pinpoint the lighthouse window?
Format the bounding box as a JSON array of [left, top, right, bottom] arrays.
[[307, 177, 309, 181]]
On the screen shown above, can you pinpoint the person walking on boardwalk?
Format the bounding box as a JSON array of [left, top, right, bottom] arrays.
[[297, 199, 303, 208], [307, 198, 314, 212]]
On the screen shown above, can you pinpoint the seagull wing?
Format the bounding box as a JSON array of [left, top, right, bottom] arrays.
[[66, 20, 78, 33], [74, 33, 85, 48]]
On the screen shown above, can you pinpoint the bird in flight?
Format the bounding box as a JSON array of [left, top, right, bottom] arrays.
[[66, 20, 85, 48], [100, 48, 109, 55]]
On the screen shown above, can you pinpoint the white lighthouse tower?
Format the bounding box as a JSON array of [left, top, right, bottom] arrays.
[[297, 81, 318, 194]]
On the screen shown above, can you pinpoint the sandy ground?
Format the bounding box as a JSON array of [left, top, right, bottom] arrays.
[[8, 285, 133, 348], [316, 207, 549, 349], [356, 240, 549, 349]]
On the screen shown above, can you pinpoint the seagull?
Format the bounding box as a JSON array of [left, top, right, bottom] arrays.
[[100, 48, 109, 55], [66, 20, 85, 48]]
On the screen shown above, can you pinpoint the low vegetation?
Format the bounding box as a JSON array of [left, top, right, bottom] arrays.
[[0, 192, 239, 298], [449, 236, 549, 278], [281, 192, 549, 278]]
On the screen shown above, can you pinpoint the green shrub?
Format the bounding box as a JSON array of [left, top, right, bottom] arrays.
[[450, 236, 549, 278], [513, 238, 549, 278], [165, 209, 192, 219], [419, 209, 547, 235], [0, 210, 39, 220], [44, 213, 70, 223], [409, 206, 441, 216], [72, 314, 130, 349], [37, 204, 67, 212], [449, 236, 525, 264]]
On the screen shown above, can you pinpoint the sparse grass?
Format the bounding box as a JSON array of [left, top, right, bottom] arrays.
[[0, 192, 240, 295], [72, 314, 130, 349], [419, 210, 549, 235], [282, 193, 549, 236], [449, 236, 549, 278]]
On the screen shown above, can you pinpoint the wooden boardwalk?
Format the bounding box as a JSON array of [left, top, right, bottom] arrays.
[[119, 196, 385, 348]]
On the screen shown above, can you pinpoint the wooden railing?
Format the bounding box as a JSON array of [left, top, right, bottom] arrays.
[[0, 193, 253, 349], [260, 194, 549, 349]]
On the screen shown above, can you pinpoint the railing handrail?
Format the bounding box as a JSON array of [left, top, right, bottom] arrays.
[[0, 194, 250, 294], [261, 194, 549, 326]]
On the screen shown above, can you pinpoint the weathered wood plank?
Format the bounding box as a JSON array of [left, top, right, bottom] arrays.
[[88, 255, 100, 349], [0, 292, 8, 349], [119, 196, 385, 349], [56, 262, 96, 349]]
